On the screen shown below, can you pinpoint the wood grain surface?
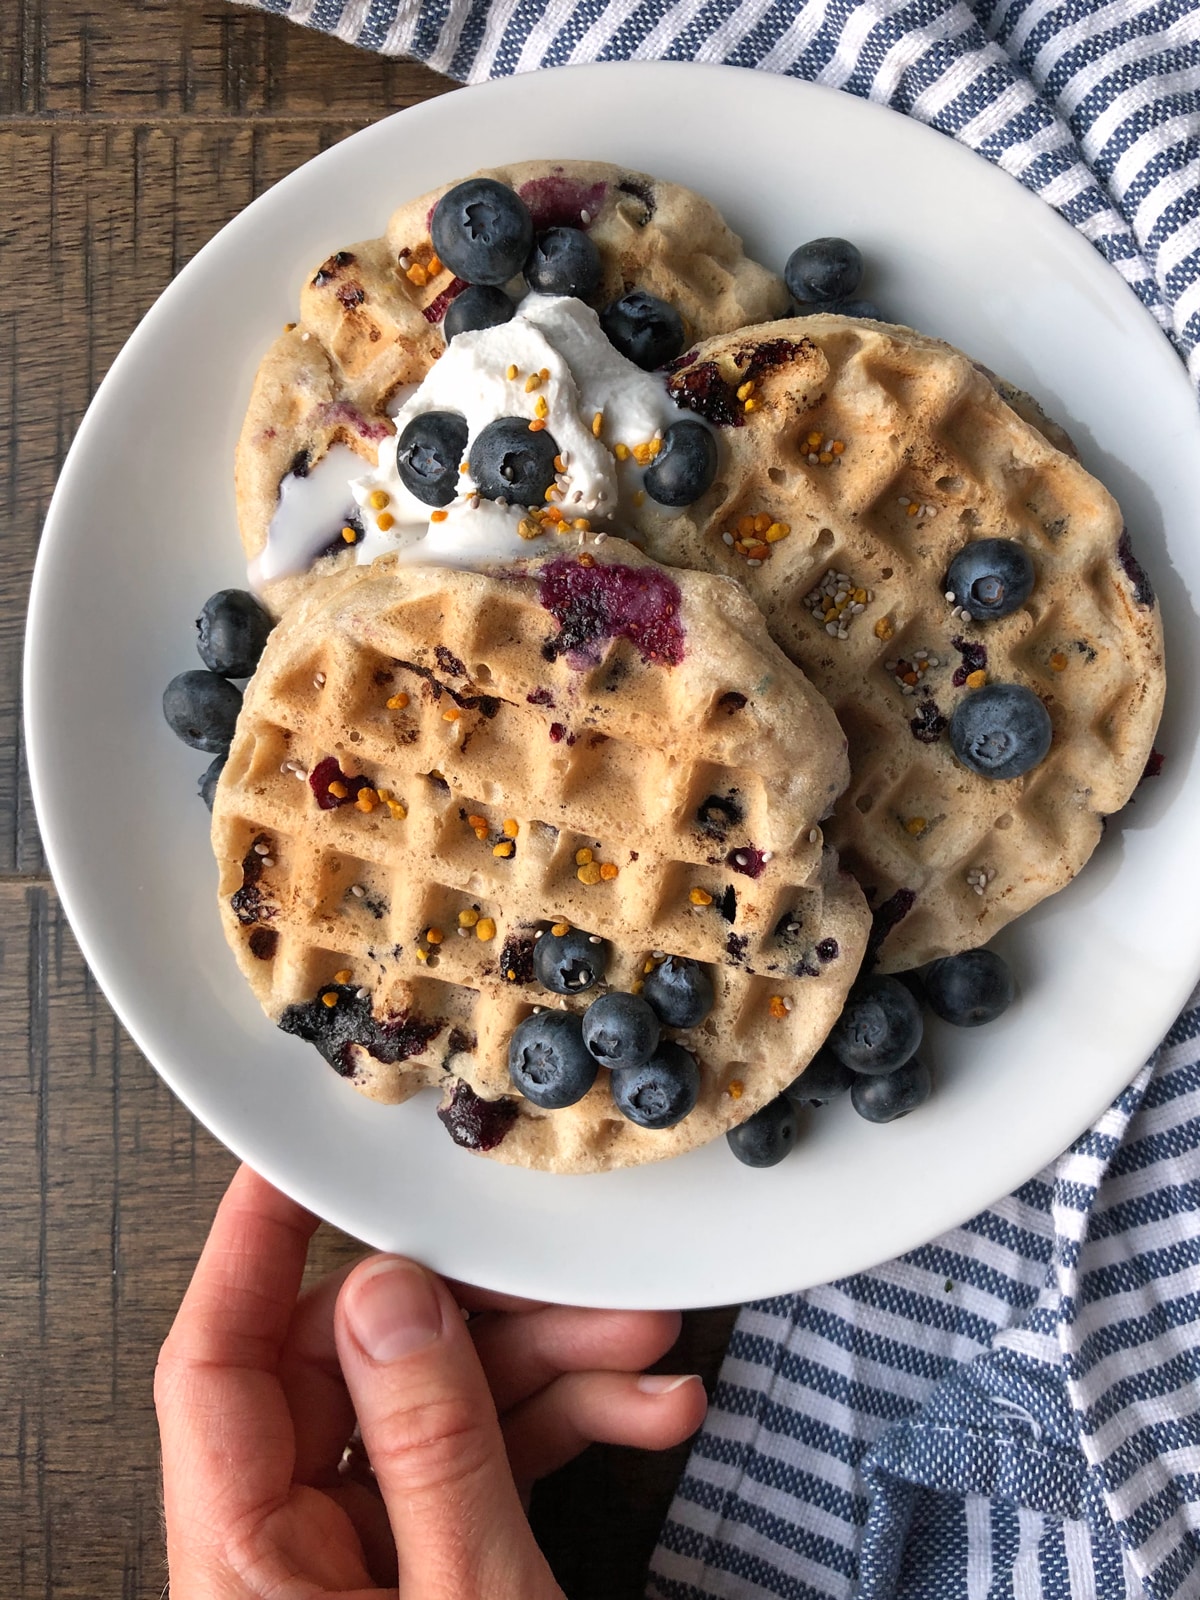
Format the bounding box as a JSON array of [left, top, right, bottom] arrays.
[[1, 4, 734, 1595]]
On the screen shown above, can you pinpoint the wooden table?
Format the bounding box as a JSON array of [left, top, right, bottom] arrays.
[[0, 4, 735, 1592]]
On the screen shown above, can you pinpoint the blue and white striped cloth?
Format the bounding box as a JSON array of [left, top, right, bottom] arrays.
[[229, 0, 1200, 1592]]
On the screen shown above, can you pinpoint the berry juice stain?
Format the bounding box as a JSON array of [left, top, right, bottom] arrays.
[[538, 558, 685, 667], [950, 636, 988, 687], [309, 755, 371, 810], [667, 338, 812, 427], [909, 698, 947, 744], [278, 987, 443, 1077], [517, 175, 608, 231], [438, 1080, 519, 1150], [726, 845, 766, 878], [425, 277, 467, 323], [231, 833, 274, 926], [1117, 528, 1155, 607], [867, 889, 916, 965]]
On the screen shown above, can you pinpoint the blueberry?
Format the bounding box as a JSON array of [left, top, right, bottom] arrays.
[[430, 178, 533, 287], [443, 284, 515, 343], [533, 926, 608, 995], [945, 539, 1035, 622], [784, 1046, 854, 1106], [642, 956, 714, 1028], [196, 590, 273, 678], [524, 227, 602, 300], [599, 290, 685, 371], [508, 1010, 598, 1109], [949, 683, 1052, 780], [922, 948, 1014, 1027], [784, 238, 864, 304], [851, 1057, 932, 1123], [726, 1093, 798, 1167], [163, 670, 242, 754], [198, 753, 227, 811], [827, 976, 923, 1076], [470, 417, 560, 506], [610, 1042, 700, 1129], [643, 422, 718, 507], [581, 992, 660, 1070], [395, 411, 469, 507]]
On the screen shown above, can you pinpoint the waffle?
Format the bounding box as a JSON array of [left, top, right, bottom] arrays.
[[235, 159, 788, 617], [629, 314, 1165, 970], [211, 540, 869, 1172]]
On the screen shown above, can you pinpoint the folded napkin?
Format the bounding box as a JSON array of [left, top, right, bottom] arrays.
[[231, 0, 1200, 1592]]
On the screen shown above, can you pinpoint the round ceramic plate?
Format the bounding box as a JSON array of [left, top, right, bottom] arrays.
[[26, 63, 1200, 1309]]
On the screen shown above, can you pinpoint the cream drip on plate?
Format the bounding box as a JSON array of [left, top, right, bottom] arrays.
[[252, 294, 695, 586]]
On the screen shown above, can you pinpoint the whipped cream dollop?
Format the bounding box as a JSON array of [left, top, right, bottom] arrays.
[[253, 294, 693, 585]]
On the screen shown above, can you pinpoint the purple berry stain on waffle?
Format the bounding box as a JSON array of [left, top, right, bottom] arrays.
[[866, 889, 917, 965], [309, 755, 371, 810], [1117, 528, 1155, 607], [666, 337, 813, 428], [438, 1080, 519, 1150], [231, 833, 275, 926], [538, 557, 685, 666], [517, 175, 608, 231], [950, 636, 988, 687], [726, 845, 767, 878], [909, 698, 948, 744], [279, 985, 443, 1077]]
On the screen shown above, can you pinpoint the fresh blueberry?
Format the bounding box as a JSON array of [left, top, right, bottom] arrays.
[[922, 948, 1014, 1027], [582, 991, 660, 1070], [430, 178, 533, 286], [163, 670, 242, 754], [641, 955, 715, 1028], [610, 1042, 700, 1129], [784, 238, 864, 304], [533, 926, 608, 995], [643, 421, 718, 507], [784, 1046, 854, 1106], [851, 1057, 932, 1123], [726, 1093, 798, 1167], [827, 976, 923, 1076], [949, 683, 1052, 780], [196, 590, 273, 678], [508, 1010, 598, 1109], [599, 290, 685, 371], [198, 753, 227, 811], [470, 417, 561, 506], [524, 227, 602, 300], [395, 411, 469, 507], [945, 539, 1036, 622], [442, 284, 515, 343]]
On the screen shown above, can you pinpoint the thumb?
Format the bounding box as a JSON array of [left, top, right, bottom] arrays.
[[335, 1256, 562, 1600]]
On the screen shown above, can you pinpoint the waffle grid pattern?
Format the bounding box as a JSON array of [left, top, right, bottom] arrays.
[[638, 315, 1164, 969], [213, 552, 869, 1170]]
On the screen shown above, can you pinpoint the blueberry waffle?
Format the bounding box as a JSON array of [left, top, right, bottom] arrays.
[[235, 159, 788, 618], [629, 314, 1165, 970], [211, 540, 868, 1172]]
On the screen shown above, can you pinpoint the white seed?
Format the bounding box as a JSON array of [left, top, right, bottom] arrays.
[[825, 622, 839, 635], [747, 558, 763, 568], [945, 591, 956, 602], [350, 884, 366, 898], [254, 841, 271, 855], [808, 828, 820, 843], [590, 935, 603, 945], [580, 209, 591, 225], [356, 988, 369, 1000], [722, 531, 735, 545], [260, 857, 275, 868], [593, 531, 608, 544], [313, 672, 326, 687]]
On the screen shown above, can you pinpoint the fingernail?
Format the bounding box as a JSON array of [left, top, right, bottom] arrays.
[[637, 1372, 703, 1395], [347, 1257, 443, 1362]]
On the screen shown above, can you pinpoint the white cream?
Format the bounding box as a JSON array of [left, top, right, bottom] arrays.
[[255, 293, 694, 584], [249, 442, 365, 590]]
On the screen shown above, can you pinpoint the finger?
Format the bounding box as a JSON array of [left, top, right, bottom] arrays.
[[472, 1305, 683, 1415], [335, 1256, 562, 1600], [278, 1258, 361, 1486], [155, 1165, 319, 1536], [502, 1370, 708, 1489]]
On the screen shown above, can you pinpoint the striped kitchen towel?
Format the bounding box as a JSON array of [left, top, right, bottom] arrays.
[[228, 0, 1200, 1593], [649, 987, 1200, 1600], [236, 0, 1200, 392]]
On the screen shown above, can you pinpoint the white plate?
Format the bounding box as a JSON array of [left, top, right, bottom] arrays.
[[25, 63, 1200, 1309]]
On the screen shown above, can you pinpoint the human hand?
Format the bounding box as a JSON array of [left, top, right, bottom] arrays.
[[155, 1164, 707, 1597]]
